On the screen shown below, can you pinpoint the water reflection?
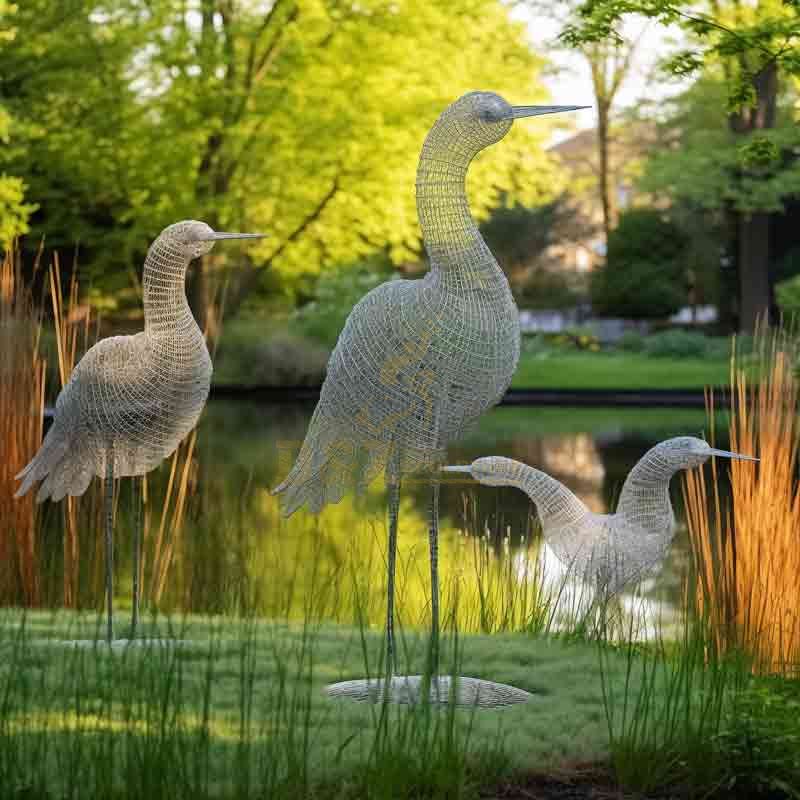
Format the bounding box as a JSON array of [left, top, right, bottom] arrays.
[[39, 400, 725, 634]]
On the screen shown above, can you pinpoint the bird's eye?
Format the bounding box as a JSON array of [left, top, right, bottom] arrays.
[[479, 105, 503, 123]]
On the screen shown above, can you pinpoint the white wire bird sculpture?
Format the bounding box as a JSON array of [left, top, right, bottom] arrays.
[[15, 220, 265, 643], [274, 92, 585, 673], [444, 437, 757, 595]]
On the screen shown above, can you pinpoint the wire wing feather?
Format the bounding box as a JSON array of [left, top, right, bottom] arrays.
[[273, 280, 441, 515], [15, 333, 152, 501]]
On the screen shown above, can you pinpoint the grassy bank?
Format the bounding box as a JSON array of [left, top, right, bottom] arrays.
[[211, 347, 730, 391], [4, 610, 800, 800], [1, 610, 631, 799], [211, 317, 732, 390], [511, 351, 730, 390]]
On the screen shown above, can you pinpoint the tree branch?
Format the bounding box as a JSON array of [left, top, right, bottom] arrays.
[[265, 176, 341, 266]]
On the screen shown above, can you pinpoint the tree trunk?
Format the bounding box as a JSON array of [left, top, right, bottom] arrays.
[[597, 103, 613, 246], [738, 211, 771, 333], [729, 60, 778, 333]]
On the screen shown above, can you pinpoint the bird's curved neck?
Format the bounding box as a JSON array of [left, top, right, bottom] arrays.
[[142, 238, 200, 339], [416, 120, 501, 289], [507, 461, 588, 532], [616, 448, 677, 535]]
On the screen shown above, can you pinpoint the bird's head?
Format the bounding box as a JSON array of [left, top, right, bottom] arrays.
[[158, 220, 267, 260], [657, 436, 758, 471], [441, 91, 588, 151], [442, 456, 518, 487]]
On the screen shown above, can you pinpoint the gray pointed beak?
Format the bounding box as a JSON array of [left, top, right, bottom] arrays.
[[441, 465, 472, 473], [507, 104, 590, 120], [197, 232, 268, 242], [708, 448, 759, 462]]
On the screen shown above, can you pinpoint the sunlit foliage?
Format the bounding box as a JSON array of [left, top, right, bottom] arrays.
[[2, 0, 563, 292]]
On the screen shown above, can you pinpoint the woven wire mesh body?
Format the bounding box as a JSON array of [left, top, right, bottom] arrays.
[[275, 93, 521, 514], [469, 438, 711, 594], [16, 221, 214, 502]]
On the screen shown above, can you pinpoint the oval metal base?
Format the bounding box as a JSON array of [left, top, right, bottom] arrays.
[[325, 675, 533, 708]]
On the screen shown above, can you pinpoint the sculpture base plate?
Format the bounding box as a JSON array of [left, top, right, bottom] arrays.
[[325, 675, 533, 708], [32, 638, 192, 651]]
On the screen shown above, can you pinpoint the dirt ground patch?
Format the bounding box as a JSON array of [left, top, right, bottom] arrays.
[[481, 766, 678, 800]]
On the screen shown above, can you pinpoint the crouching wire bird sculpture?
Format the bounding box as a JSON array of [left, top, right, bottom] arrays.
[[15, 221, 265, 643], [273, 92, 585, 672], [444, 437, 757, 595]]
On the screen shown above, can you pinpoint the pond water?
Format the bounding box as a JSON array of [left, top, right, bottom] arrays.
[[38, 400, 729, 635]]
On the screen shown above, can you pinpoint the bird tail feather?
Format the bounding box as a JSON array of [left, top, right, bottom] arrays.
[[272, 429, 384, 518], [14, 422, 89, 502]]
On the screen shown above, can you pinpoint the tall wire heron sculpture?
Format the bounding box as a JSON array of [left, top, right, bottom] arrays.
[[274, 92, 584, 680], [444, 437, 757, 595], [15, 220, 265, 643]]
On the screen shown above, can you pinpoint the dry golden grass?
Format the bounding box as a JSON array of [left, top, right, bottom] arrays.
[[684, 328, 800, 676], [0, 248, 46, 605], [1, 249, 202, 614]]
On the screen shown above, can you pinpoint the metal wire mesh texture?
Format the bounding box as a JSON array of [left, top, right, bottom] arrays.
[[15, 221, 218, 501], [274, 92, 522, 513], [448, 438, 756, 595], [325, 675, 534, 708]]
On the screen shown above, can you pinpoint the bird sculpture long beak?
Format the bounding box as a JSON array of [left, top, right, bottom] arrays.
[[507, 104, 590, 119], [197, 232, 268, 241], [441, 465, 472, 473], [708, 448, 759, 461]]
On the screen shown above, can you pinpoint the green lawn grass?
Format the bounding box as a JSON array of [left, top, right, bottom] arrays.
[[3, 608, 797, 799], [512, 351, 730, 390], [0, 610, 635, 799], [211, 320, 731, 391]]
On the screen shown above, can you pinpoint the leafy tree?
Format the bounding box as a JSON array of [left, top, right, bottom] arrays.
[[480, 196, 591, 308], [775, 273, 800, 322], [0, 1, 34, 248], [590, 208, 688, 319], [527, 0, 642, 247], [585, 34, 640, 244], [561, 0, 800, 332], [3, 0, 563, 322], [289, 258, 394, 348], [636, 73, 799, 328]]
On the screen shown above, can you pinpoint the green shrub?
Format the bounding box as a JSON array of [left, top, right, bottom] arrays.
[[291, 260, 395, 348], [520, 332, 551, 357], [214, 321, 328, 386], [776, 274, 800, 323], [716, 676, 800, 798], [591, 209, 689, 320], [617, 331, 646, 353], [642, 330, 710, 359]]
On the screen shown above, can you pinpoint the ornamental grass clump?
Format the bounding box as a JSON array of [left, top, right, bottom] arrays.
[[0, 248, 45, 606], [684, 326, 800, 676]]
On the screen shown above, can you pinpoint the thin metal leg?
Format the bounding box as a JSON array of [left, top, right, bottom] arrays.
[[131, 476, 141, 639], [428, 478, 440, 676], [105, 445, 114, 644], [386, 476, 400, 676]]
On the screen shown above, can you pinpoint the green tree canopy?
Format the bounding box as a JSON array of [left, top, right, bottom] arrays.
[[0, 1, 35, 248], [3, 0, 564, 305], [639, 75, 800, 216], [591, 208, 689, 319], [560, 0, 800, 332]]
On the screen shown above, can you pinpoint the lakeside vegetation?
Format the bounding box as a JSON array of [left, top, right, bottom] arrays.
[[5, 241, 800, 799], [2, 0, 800, 794], [210, 316, 735, 390], [0, 611, 626, 799]]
